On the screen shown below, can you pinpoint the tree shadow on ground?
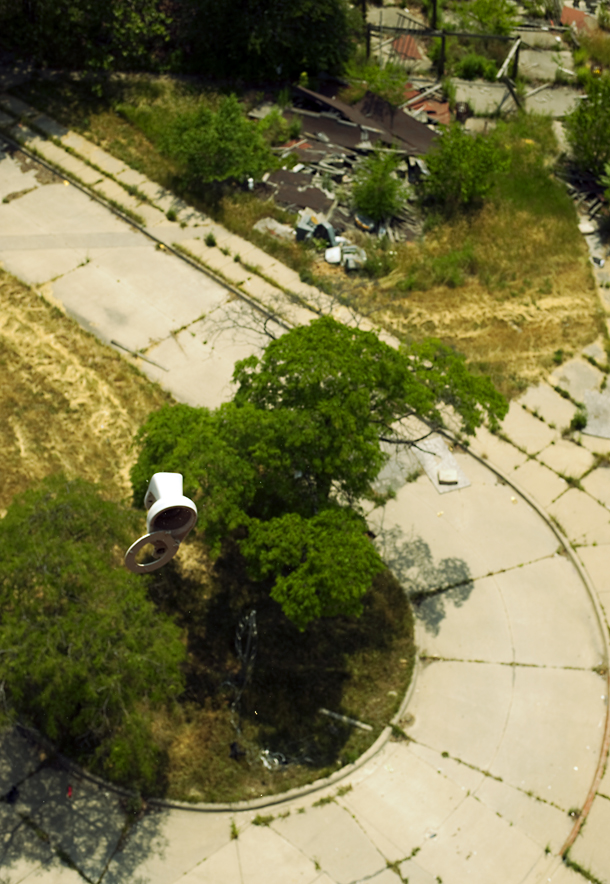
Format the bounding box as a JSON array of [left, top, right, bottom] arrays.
[[375, 524, 474, 637], [148, 537, 413, 772], [0, 727, 168, 884]]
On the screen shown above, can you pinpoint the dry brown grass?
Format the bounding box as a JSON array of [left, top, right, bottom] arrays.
[[318, 196, 604, 399], [0, 268, 171, 514]]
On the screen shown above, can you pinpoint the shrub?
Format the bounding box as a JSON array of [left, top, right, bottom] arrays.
[[353, 150, 406, 224], [455, 53, 497, 81], [421, 124, 509, 216], [565, 74, 610, 176]]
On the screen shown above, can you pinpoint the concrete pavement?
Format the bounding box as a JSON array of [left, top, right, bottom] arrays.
[[1, 105, 610, 884]]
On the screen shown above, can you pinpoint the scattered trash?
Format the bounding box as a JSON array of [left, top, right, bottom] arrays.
[[260, 749, 288, 769], [438, 467, 458, 485], [354, 212, 376, 233], [296, 209, 336, 245], [592, 256, 606, 267], [341, 244, 367, 271], [318, 707, 372, 732], [253, 216, 295, 241], [5, 785, 19, 804], [67, 785, 73, 799]]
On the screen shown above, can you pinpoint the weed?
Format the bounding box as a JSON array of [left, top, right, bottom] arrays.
[[336, 784, 353, 797], [219, 246, 230, 256], [313, 795, 335, 807], [234, 254, 241, 263], [230, 819, 239, 839], [252, 813, 274, 826], [570, 409, 587, 432], [441, 751, 449, 758], [563, 850, 604, 884], [314, 858, 321, 871], [204, 231, 216, 247]]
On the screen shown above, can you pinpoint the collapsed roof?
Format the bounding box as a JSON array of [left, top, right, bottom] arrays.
[[291, 84, 438, 155]]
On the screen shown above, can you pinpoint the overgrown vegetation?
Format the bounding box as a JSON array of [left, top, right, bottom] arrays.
[[0, 0, 358, 81], [0, 475, 187, 794], [564, 73, 610, 177], [131, 317, 506, 628], [352, 150, 407, 224]]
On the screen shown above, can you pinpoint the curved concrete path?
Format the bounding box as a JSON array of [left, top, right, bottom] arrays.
[[1, 109, 610, 884]]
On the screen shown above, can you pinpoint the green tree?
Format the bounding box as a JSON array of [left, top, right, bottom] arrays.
[[179, 0, 355, 81], [241, 509, 385, 630], [421, 123, 509, 216], [162, 95, 275, 185], [132, 317, 507, 629], [0, 0, 171, 72], [0, 475, 186, 791], [457, 0, 519, 35], [352, 150, 407, 223], [565, 75, 610, 177]]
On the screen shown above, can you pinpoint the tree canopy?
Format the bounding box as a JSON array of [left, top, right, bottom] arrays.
[[132, 317, 507, 629], [0, 0, 355, 81], [0, 475, 186, 791]]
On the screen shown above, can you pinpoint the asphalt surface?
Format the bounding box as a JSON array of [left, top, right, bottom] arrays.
[[1, 98, 610, 884]]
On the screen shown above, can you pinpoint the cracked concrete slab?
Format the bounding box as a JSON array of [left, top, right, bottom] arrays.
[[537, 439, 596, 479], [500, 402, 558, 455], [469, 425, 528, 473], [473, 776, 571, 854], [551, 358, 604, 403], [513, 458, 569, 507], [237, 823, 321, 884], [405, 661, 513, 772], [413, 795, 542, 884], [517, 382, 577, 430], [271, 800, 385, 884], [339, 742, 471, 861], [103, 807, 231, 884], [547, 488, 610, 546], [0, 729, 41, 793], [489, 667, 605, 811], [582, 466, 610, 510], [495, 555, 605, 668], [415, 573, 513, 664], [583, 388, 610, 440]]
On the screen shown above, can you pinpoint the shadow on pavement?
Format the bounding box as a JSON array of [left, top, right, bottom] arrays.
[[0, 727, 169, 884], [376, 526, 474, 636]]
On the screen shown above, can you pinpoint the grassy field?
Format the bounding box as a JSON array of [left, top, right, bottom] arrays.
[[11, 74, 604, 401], [0, 268, 415, 802], [0, 267, 171, 514]]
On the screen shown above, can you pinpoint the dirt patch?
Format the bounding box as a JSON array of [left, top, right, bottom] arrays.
[[0, 267, 171, 515], [8, 145, 63, 184]]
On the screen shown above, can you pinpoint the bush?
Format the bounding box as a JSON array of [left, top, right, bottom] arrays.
[[455, 53, 497, 81], [0, 475, 186, 793], [353, 150, 406, 224], [565, 74, 610, 176], [421, 123, 509, 216], [161, 94, 275, 184]]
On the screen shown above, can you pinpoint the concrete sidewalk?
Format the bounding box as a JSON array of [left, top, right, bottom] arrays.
[[1, 106, 610, 884]]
